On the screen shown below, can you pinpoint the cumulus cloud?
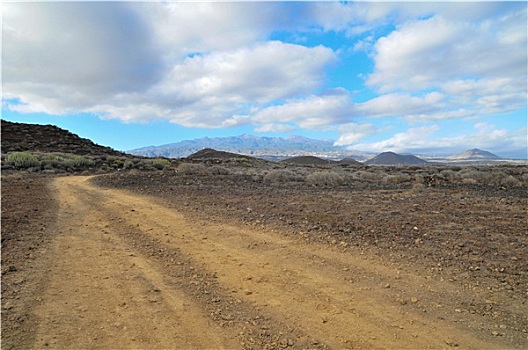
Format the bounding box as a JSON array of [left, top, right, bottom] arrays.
[[161, 42, 335, 104], [4, 3, 164, 98], [334, 123, 378, 146], [351, 123, 527, 156], [92, 41, 335, 127], [233, 89, 355, 130], [3, 1, 336, 127], [357, 92, 445, 119], [255, 124, 296, 133], [368, 13, 527, 93]]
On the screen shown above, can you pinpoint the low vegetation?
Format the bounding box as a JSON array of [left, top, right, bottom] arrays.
[[2, 149, 527, 191], [263, 169, 303, 183], [1, 151, 175, 174]]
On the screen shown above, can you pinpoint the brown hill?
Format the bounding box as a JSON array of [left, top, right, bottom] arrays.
[[1, 120, 126, 156], [186, 148, 253, 160], [365, 151, 427, 165], [450, 148, 500, 160], [281, 156, 334, 165], [338, 157, 363, 166]]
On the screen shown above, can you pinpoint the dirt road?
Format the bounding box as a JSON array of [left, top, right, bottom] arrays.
[[6, 175, 525, 349]]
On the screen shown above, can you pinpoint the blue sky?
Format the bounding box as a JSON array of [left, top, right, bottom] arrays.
[[2, 1, 527, 158]]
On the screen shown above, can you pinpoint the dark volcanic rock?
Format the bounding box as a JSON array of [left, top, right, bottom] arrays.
[[186, 148, 253, 160], [338, 157, 363, 166], [1, 120, 127, 156], [281, 156, 334, 166], [365, 151, 427, 165]]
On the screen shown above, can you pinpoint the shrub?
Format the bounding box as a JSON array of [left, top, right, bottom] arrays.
[[383, 173, 412, 184], [462, 177, 478, 185], [67, 155, 95, 168], [411, 182, 426, 192], [123, 160, 134, 169], [353, 170, 383, 183], [5, 152, 41, 169], [501, 175, 522, 188], [211, 166, 230, 175], [483, 171, 508, 186], [177, 163, 209, 175], [306, 171, 345, 186], [521, 173, 528, 184], [263, 169, 303, 183], [461, 170, 485, 184], [152, 158, 171, 170], [440, 169, 460, 183], [414, 174, 425, 184]]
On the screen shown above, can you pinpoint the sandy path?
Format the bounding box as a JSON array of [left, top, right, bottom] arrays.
[[30, 176, 510, 349]]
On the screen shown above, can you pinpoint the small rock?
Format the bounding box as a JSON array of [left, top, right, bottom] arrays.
[[445, 339, 459, 347], [410, 297, 419, 304]]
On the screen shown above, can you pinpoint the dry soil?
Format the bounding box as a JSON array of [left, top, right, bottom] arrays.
[[2, 174, 527, 349]]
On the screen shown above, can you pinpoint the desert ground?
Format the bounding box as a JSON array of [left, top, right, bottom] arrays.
[[2, 160, 527, 349]]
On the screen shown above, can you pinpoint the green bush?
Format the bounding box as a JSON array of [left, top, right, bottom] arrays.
[[123, 160, 134, 169], [5, 152, 41, 169], [151, 158, 171, 170], [67, 155, 95, 168]]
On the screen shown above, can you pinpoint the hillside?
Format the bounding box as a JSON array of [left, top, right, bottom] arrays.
[[338, 157, 363, 166], [281, 155, 334, 166], [450, 148, 500, 160], [1, 120, 126, 156], [365, 151, 428, 165]]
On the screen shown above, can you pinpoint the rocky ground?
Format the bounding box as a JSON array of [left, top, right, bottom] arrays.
[[2, 162, 528, 348], [94, 168, 528, 346], [1, 120, 126, 156]]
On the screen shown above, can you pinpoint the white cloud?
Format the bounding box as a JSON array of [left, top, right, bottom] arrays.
[[255, 124, 296, 133], [334, 123, 377, 146], [357, 92, 445, 119], [356, 6, 527, 124], [3, 3, 165, 98], [352, 125, 440, 153], [148, 2, 290, 55], [367, 9, 527, 93], [160, 42, 335, 105], [233, 89, 355, 130], [351, 123, 527, 156], [97, 41, 335, 127], [3, 1, 336, 127]]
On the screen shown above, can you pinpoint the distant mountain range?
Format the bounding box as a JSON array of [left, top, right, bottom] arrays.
[[128, 134, 522, 164], [129, 134, 369, 160]]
